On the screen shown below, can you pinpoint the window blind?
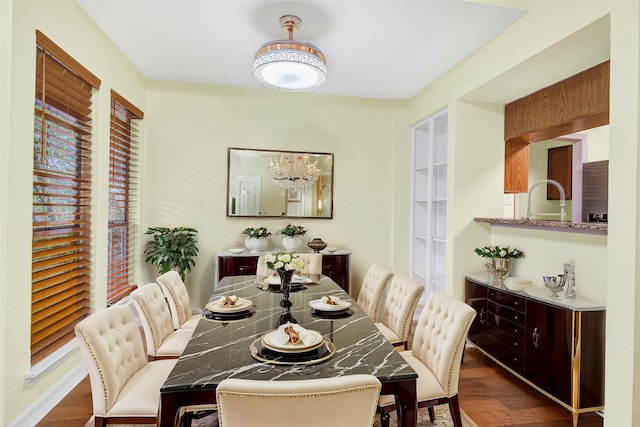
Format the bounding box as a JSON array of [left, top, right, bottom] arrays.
[[32, 31, 100, 364], [107, 90, 143, 303]]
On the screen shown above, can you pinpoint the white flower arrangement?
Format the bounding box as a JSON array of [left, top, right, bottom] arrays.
[[264, 252, 306, 271]]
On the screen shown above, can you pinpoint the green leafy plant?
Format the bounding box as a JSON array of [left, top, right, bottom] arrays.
[[144, 227, 199, 280], [241, 227, 272, 238], [278, 224, 307, 237], [474, 245, 524, 259]]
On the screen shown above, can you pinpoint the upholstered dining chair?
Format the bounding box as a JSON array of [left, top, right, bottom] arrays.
[[130, 282, 194, 359], [375, 274, 424, 348], [356, 264, 393, 322], [74, 305, 178, 427], [216, 374, 382, 427], [156, 270, 200, 329], [377, 292, 476, 427]]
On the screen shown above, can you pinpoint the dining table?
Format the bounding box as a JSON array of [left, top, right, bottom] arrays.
[[158, 274, 418, 427]]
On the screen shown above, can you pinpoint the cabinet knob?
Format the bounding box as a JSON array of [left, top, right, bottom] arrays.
[[514, 315, 519, 320]]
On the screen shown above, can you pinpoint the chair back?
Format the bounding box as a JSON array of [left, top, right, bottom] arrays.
[[74, 305, 148, 416], [156, 270, 192, 329], [411, 292, 476, 397], [379, 274, 424, 343], [216, 374, 381, 427], [130, 283, 176, 357], [297, 253, 322, 275], [356, 264, 393, 321], [256, 255, 270, 277]]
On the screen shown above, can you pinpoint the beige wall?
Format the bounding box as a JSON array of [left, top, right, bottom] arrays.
[[399, 1, 639, 424], [2, 0, 146, 423], [140, 82, 400, 306]]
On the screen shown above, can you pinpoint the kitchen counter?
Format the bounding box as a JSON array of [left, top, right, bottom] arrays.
[[474, 217, 607, 235], [466, 272, 605, 311]]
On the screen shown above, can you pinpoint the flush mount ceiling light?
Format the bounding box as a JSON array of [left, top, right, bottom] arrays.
[[253, 15, 327, 92]]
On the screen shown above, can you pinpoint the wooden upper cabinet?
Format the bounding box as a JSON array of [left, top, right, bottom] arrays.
[[504, 61, 610, 193], [547, 145, 572, 200]]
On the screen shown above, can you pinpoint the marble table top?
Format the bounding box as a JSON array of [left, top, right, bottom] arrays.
[[161, 275, 417, 393]]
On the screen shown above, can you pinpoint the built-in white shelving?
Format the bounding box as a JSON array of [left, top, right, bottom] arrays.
[[410, 109, 448, 306]]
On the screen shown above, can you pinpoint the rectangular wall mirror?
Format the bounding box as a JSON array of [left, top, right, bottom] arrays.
[[227, 148, 334, 218]]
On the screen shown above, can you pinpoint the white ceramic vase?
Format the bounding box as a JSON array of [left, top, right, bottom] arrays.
[[245, 237, 268, 253], [282, 236, 301, 252]]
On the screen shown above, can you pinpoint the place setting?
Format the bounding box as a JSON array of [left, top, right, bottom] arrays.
[[250, 322, 335, 365], [202, 294, 255, 322], [308, 294, 355, 319], [256, 273, 314, 293]]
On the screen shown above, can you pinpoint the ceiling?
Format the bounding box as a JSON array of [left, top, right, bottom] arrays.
[[77, 0, 527, 100]]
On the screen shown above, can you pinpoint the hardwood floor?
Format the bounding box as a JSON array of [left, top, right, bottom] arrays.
[[37, 346, 604, 426]]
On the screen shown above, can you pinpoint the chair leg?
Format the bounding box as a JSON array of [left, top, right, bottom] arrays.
[[448, 394, 464, 427], [380, 410, 391, 427], [428, 406, 436, 422]]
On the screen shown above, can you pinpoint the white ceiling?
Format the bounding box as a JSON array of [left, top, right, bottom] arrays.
[[77, 0, 527, 100]]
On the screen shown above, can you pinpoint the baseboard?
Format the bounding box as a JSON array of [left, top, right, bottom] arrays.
[[8, 363, 87, 427]]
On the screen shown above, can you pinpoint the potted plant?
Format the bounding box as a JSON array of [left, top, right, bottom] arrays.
[[242, 227, 271, 253], [278, 224, 307, 251], [144, 226, 199, 281]]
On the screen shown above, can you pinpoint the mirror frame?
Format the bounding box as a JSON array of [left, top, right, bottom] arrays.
[[226, 147, 334, 219]]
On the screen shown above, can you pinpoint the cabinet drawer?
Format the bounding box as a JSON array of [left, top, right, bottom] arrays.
[[488, 301, 525, 326], [487, 321, 525, 355], [487, 313, 526, 342], [486, 335, 525, 374], [487, 289, 525, 312]]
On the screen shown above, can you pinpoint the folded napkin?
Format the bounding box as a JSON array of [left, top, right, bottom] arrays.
[[271, 323, 316, 346], [217, 295, 239, 307], [320, 295, 342, 305]]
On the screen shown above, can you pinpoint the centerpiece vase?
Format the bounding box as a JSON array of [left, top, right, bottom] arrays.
[[490, 258, 512, 288], [277, 268, 297, 326]]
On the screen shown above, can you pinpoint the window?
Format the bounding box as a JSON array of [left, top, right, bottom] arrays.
[[107, 91, 143, 303], [31, 31, 100, 364]]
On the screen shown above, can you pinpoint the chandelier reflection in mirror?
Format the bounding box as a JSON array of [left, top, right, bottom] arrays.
[[269, 153, 321, 189]]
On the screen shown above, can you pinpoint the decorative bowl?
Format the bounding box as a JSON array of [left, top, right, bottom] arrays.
[[504, 277, 531, 291], [325, 247, 337, 253], [228, 248, 244, 254], [543, 275, 564, 297], [307, 238, 327, 253]]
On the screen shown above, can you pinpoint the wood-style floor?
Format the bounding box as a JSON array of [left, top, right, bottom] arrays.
[[37, 346, 604, 427]]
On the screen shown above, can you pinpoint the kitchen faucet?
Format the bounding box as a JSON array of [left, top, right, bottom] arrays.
[[525, 179, 567, 221]]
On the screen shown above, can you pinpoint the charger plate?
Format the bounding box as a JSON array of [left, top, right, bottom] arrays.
[[202, 309, 255, 322], [261, 329, 324, 353], [205, 298, 252, 313], [257, 283, 307, 293], [311, 307, 355, 320], [250, 337, 335, 365]]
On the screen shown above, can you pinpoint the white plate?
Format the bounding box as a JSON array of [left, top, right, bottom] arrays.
[[262, 329, 324, 353], [263, 274, 312, 285], [324, 247, 337, 253], [505, 277, 531, 291], [309, 299, 352, 312], [205, 298, 252, 313], [228, 248, 244, 254]]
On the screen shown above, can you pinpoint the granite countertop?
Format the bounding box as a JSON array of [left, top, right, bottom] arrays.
[[466, 272, 606, 311], [474, 217, 607, 235]]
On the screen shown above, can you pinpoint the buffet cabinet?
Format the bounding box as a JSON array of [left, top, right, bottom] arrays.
[[217, 251, 351, 292], [465, 276, 605, 423]]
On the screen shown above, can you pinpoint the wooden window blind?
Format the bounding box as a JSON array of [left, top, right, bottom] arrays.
[[107, 90, 143, 303], [32, 31, 100, 364]]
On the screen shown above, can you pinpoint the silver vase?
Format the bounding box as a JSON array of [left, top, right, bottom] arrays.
[[490, 258, 512, 287]]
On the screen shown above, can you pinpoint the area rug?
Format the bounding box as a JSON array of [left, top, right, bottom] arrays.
[[85, 404, 477, 426]]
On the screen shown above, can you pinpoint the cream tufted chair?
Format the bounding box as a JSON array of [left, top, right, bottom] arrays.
[[356, 264, 393, 322], [130, 282, 194, 359], [216, 374, 381, 427], [377, 292, 476, 427], [74, 305, 178, 426], [256, 253, 323, 276], [375, 274, 424, 348], [156, 270, 200, 329]]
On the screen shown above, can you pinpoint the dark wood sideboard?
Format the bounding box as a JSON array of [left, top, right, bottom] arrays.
[[217, 250, 351, 292], [465, 275, 605, 424]]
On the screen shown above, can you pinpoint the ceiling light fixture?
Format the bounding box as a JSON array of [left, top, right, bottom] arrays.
[[269, 153, 321, 189], [253, 15, 327, 92]]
